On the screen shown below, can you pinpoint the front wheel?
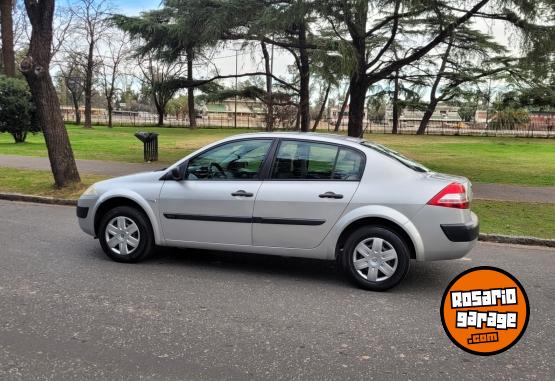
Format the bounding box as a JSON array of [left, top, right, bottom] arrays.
[[343, 226, 410, 291], [98, 206, 154, 263]]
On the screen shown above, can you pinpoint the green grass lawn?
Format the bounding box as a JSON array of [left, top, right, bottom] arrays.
[[0, 167, 553, 239], [0, 125, 554, 186], [472, 200, 555, 239], [0, 167, 106, 199]]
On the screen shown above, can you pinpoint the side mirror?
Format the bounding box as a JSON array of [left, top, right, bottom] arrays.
[[171, 167, 182, 181]]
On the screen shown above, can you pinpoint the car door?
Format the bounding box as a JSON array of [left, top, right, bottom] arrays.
[[252, 139, 365, 249], [159, 138, 274, 245]]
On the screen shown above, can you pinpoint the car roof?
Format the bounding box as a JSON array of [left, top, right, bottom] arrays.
[[225, 132, 365, 147]]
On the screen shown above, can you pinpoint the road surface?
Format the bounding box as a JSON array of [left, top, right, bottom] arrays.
[[0, 201, 553, 380]]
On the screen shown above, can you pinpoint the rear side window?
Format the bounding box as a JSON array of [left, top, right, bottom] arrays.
[[271, 140, 364, 180]]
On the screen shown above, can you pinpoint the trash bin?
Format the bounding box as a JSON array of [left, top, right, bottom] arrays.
[[134, 132, 159, 162]]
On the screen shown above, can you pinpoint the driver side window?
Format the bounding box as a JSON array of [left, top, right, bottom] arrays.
[[186, 139, 273, 180]]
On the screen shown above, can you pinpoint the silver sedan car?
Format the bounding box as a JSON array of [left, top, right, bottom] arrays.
[[77, 133, 479, 290]]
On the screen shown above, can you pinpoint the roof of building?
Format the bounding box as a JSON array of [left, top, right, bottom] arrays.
[[205, 104, 227, 113]]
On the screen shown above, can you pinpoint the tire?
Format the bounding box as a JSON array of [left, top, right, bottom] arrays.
[[98, 206, 154, 263], [342, 226, 410, 291]]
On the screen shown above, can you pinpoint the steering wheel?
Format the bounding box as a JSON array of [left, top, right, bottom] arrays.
[[209, 162, 227, 179]]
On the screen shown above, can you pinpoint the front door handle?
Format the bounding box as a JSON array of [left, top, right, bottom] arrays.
[[231, 190, 254, 197], [319, 191, 343, 199]]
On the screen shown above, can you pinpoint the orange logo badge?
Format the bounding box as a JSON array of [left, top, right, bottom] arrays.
[[440, 266, 529, 355]]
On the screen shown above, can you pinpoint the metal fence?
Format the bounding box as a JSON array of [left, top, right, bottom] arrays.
[[62, 109, 554, 138], [322, 119, 554, 138]]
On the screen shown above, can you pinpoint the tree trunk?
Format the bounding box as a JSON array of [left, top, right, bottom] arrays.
[[0, 0, 16, 77], [21, 0, 80, 187], [71, 94, 81, 125], [186, 47, 196, 128], [334, 87, 350, 132], [417, 35, 452, 135], [392, 70, 400, 134], [107, 100, 113, 128], [155, 101, 164, 126], [312, 83, 331, 132], [83, 41, 94, 128], [346, 4, 369, 138], [12, 131, 27, 143], [298, 22, 310, 132], [261, 41, 274, 132], [347, 75, 369, 137], [417, 102, 437, 135]]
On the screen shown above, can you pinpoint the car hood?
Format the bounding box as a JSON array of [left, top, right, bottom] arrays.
[[94, 170, 165, 189]]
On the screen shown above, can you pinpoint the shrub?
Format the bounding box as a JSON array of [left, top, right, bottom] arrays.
[[0, 75, 39, 143]]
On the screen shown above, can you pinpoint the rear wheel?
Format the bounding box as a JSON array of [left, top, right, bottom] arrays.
[[343, 226, 410, 291], [98, 206, 154, 263]]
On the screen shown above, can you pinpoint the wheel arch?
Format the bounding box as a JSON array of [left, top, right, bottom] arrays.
[[335, 216, 417, 262], [93, 195, 162, 244]]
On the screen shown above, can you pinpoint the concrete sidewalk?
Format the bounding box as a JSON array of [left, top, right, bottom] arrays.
[[1, 154, 554, 203], [0, 155, 164, 177]]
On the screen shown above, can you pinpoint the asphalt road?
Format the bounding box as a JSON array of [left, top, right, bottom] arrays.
[[0, 201, 553, 380]]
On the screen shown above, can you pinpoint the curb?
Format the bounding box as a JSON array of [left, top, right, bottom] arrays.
[[0, 192, 77, 206], [1, 192, 553, 248], [478, 233, 555, 248]]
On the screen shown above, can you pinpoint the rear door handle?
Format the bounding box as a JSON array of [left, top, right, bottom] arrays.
[[231, 190, 254, 197], [319, 191, 343, 199]]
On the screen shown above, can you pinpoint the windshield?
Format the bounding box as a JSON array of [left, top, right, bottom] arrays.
[[361, 141, 430, 173]]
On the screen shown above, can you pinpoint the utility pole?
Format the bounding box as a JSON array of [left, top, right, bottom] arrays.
[[485, 78, 492, 130], [234, 48, 238, 128]]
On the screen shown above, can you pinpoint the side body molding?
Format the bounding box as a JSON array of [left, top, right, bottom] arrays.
[[324, 205, 425, 261]]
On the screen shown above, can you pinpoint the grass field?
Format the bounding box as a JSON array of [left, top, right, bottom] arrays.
[[472, 200, 555, 239], [0, 125, 554, 186], [0, 167, 106, 199]]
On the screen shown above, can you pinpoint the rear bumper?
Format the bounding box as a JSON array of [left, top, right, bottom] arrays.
[[441, 221, 479, 242], [410, 207, 479, 261]]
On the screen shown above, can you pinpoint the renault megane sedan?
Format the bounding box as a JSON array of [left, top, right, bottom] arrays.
[[77, 133, 479, 290]]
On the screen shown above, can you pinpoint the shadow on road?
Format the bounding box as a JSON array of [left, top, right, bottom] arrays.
[[87, 245, 464, 293]]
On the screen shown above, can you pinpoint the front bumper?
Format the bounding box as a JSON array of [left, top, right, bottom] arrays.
[[77, 197, 97, 237]]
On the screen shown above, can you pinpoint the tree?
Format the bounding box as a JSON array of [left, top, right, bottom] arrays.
[[334, 85, 350, 132], [114, 0, 322, 132], [137, 53, 185, 126], [166, 95, 189, 120], [59, 53, 86, 124], [72, 0, 111, 128], [0, 75, 39, 142], [321, 0, 552, 137], [20, 0, 80, 187], [0, 0, 16, 76], [221, 0, 322, 132], [97, 29, 130, 127], [311, 82, 331, 131], [414, 25, 511, 134], [113, 0, 218, 128]]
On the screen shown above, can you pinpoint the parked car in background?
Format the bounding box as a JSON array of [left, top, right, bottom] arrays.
[[77, 133, 479, 290]]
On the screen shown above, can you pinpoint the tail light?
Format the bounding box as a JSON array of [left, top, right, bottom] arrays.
[[427, 182, 469, 209]]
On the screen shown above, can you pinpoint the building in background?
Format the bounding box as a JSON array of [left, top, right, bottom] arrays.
[[202, 99, 266, 125], [384, 104, 462, 126]]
